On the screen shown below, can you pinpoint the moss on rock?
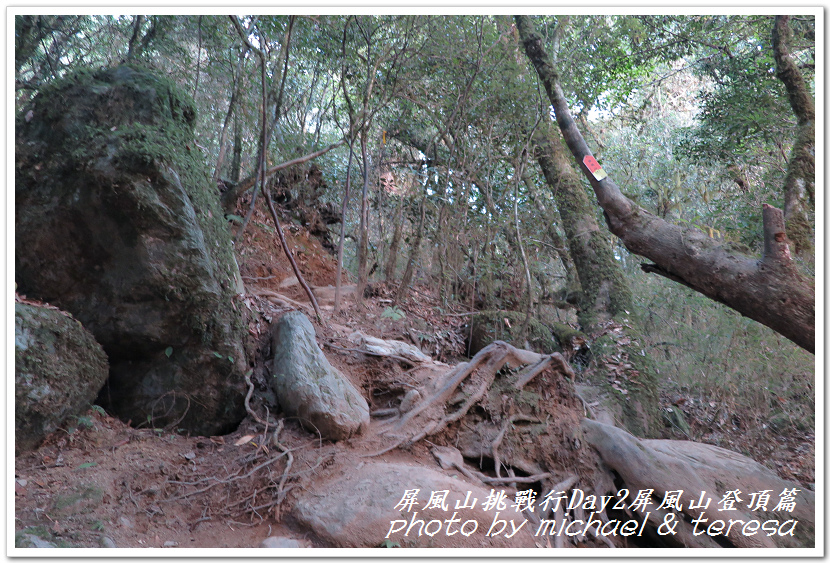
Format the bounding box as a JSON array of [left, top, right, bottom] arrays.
[[15, 302, 109, 453], [16, 65, 248, 435]]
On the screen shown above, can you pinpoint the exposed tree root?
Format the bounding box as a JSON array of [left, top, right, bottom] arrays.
[[514, 353, 574, 389], [243, 369, 275, 427], [431, 444, 551, 489], [364, 340, 575, 457], [162, 449, 292, 503]]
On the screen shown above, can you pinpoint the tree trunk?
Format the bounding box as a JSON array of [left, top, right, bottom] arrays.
[[126, 15, 157, 61], [395, 191, 427, 304], [334, 140, 355, 314], [230, 116, 242, 183], [516, 14, 814, 354], [224, 16, 295, 222], [531, 119, 659, 438], [531, 121, 631, 328], [434, 203, 448, 303], [355, 132, 371, 304], [512, 163, 534, 342], [524, 175, 581, 303], [772, 15, 815, 255], [384, 197, 405, 281], [213, 47, 247, 183]]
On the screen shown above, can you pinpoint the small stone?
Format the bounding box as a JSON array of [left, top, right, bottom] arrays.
[[398, 389, 421, 413], [163, 541, 178, 547], [260, 536, 302, 548], [119, 516, 133, 529], [100, 536, 116, 548]]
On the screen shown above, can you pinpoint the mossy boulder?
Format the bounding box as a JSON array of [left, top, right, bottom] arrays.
[[466, 310, 561, 356], [15, 302, 109, 453], [15, 65, 247, 435]]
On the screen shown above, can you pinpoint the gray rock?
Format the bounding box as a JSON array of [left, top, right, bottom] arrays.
[[271, 312, 369, 441], [15, 65, 248, 435], [260, 536, 302, 548], [293, 461, 537, 548], [100, 536, 117, 548], [19, 534, 56, 548], [15, 302, 109, 453]]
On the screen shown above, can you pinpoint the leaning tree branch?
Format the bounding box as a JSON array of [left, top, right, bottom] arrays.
[[515, 15, 814, 353]]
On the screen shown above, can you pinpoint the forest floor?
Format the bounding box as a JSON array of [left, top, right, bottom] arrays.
[[13, 202, 815, 550]]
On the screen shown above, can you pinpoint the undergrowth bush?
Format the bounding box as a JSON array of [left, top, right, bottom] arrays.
[[627, 263, 814, 437]]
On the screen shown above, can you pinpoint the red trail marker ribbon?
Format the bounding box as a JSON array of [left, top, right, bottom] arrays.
[[583, 155, 608, 181]]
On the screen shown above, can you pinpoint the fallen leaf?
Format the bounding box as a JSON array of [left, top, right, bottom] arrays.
[[234, 435, 255, 446]]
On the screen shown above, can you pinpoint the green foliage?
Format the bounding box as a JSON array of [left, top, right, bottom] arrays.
[[75, 415, 95, 429], [381, 306, 406, 321], [677, 50, 795, 165], [212, 350, 235, 363], [557, 15, 660, 113], [630, 267, 814, 439]]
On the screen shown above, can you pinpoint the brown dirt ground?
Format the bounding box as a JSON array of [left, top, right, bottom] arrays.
[[13, 198, 473, 550], [13, 198, 815, 550]]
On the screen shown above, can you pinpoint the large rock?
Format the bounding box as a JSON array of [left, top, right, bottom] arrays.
[[271, 311, 369, 440], [293, 461, 538, 548], [15, 301, 109, 453], [15, 65, 247, 435]]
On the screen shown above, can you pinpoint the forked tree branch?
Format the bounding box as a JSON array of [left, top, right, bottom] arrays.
[[515, 15, 814, 352]]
